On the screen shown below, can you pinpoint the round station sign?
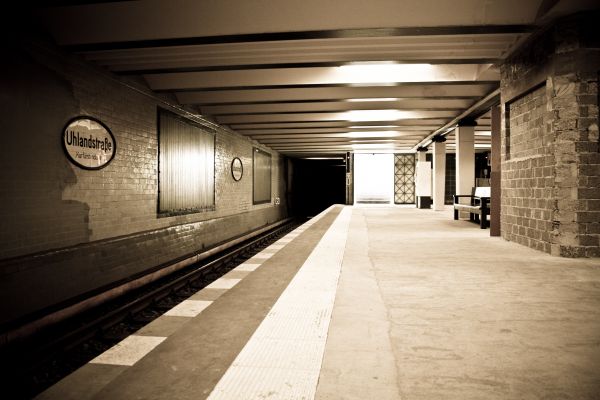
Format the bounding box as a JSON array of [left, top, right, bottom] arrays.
[[62, 117, 116, 170], [231, 157, 243, 181]]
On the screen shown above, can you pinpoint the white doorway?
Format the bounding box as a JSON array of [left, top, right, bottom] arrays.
[[354, 153, 394, 204]]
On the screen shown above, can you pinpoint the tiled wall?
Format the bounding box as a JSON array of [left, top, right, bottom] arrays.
[[0, 38, 287, 326]]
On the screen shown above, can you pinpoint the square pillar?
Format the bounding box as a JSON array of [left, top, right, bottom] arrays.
[[432, 136, 446, 211], [490, 106, 501, 236], [415, 147, 431, 208], [416, 148, 427, 163], [455, 120, 476, 217], [345, 152, 354, 205]]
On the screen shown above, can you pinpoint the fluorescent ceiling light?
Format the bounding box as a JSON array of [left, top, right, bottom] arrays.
[[346, 98, 398, 102], [350, 139, 395, 143], [343, 131, 401, 138], [345, 61, 398, 65], [475, 131, 492, 136], [349, 125, 398, 129], [351, 143, 396, 149], [343, 109, 416, 122], [337, 63, 434, 84], [353, 149, 402, 154]]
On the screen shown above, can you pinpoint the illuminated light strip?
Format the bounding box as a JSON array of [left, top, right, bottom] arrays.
[[346, 98, 398, 102], [343, 130, 404, 138], [343, 109, 417, 121]]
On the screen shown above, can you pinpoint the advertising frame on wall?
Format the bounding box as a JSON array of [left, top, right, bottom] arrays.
[[252, 147, 272, 205]]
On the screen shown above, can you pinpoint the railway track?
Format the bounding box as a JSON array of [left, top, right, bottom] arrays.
[[0, 219, 299, 399]]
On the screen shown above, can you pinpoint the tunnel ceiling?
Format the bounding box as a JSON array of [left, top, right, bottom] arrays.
[[34, 0, 597, 157]]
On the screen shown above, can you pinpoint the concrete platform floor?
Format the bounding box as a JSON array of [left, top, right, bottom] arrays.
[[317, 205, 600, 399], [35, 205, 600, 399]]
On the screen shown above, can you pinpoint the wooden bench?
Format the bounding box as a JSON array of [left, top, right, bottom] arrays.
[[453, 186, 490, 229]]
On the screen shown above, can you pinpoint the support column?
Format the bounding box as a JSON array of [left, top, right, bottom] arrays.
[[415, 147, 431, 208], [416, 147, 427, 163], [490, 106, 501, 236], [432, 136, 446, 211], [345, 152, 354, 205], [455, 119, 476, 217]]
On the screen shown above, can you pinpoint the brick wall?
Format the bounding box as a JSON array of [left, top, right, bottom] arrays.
[[500, 12, 600, 257], [549, 69, 599, 257], [501, 85, 554, 253], [0, 37, 288, 326]]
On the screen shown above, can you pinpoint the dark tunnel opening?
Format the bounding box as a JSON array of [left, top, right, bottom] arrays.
[[290, 158, 346, 218]]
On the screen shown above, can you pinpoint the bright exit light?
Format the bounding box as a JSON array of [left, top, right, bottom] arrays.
[[343, 109, 415, 122], [343, 131, 400, 138], [354, 153, 394, 204], [347, 98, 398, 102], [337, 63, 434, 84]]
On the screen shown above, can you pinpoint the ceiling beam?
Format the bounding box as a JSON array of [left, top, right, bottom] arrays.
[[412, 88, 500, 150], [200, 99, 474, 115], [216, 110, 457, 124], [64, 26, 535, 52], [177, 83, 497, 104], [145, 65, 498, 91]]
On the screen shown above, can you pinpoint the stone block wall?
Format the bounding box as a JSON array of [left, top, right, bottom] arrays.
[[549, 69, 600, 257], [500, 12, 600, 257], [502, 85, 555, 253], [0, 37, 288, 327]]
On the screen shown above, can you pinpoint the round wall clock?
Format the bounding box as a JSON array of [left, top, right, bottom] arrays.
[[231, 157, 243, 181]]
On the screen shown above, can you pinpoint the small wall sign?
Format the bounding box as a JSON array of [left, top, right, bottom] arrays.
[[231, 157, 243, 181], [62, 116, 116, 170]]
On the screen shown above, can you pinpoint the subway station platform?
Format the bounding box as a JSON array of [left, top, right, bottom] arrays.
[[37, 205, 600, 400]]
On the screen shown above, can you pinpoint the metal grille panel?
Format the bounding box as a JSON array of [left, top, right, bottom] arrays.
[[394, 154, 416, 204]]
